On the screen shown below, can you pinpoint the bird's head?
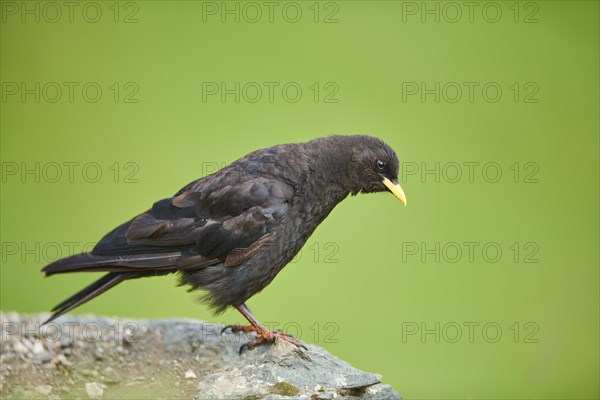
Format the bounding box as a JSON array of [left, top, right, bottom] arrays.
[[346, 136, 407, 206]]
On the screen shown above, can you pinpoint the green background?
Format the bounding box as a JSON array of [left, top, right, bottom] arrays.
[[1, 1, 598, 398]]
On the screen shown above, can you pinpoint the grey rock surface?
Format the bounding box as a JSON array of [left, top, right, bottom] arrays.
[[0, 313, 401, 399]]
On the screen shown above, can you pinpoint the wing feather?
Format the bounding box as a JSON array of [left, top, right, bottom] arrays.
[[88, 176, 292, 271]]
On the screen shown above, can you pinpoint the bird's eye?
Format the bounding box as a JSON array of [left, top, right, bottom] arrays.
[[376, 159, 386, 170]]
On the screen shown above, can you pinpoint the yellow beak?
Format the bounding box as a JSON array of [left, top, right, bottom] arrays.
[[382, 177, 407, 206]]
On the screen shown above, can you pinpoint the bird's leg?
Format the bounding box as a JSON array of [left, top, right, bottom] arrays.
[[222, 303, 307, 354]]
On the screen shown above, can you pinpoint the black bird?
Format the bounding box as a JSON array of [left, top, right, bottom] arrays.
[[42, 135, 407, 352]]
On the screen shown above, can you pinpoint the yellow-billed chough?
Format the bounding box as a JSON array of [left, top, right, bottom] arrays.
[[42, 135, 407, 352]]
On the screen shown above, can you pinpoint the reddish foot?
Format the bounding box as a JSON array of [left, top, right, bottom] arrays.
[[222, 324, 308, 354]]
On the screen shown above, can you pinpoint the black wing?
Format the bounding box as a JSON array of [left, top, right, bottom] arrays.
[[44, 175, 293, 274], [41, 174, 293, 322]]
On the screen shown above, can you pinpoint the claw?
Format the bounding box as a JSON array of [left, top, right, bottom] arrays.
[[221, 325, 233, 334], [222, 324, 258, 335], [238, 343, 250, 355], [229, 303, 308, 355], [274, 333, 308, 350], [229, 325, 307, 355]]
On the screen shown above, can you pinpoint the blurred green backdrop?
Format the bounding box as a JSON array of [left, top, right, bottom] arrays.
[[1, 1, 598, 398]]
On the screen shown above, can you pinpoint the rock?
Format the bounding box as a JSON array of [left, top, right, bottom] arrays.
[[100, 367, 120, 384], [13, 341, 29, 354], [32, 342, 44, 355], [85, 382, 104, 399], [184, 369, 197, 379], [81, 368, 98, 377], [33, 351, 53, 365], [0, 313, 402, 399], [35, 385, 52, 395], [93, 347, 106, 361], [194, 339, 385, 399], [54, 354, 73, 367]]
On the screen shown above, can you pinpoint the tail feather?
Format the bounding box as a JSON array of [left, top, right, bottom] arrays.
[[50, 272, 122, 312], [44, 272, 132, 324], [42, 250, 181, 324], [42, 252, 181, 276]]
